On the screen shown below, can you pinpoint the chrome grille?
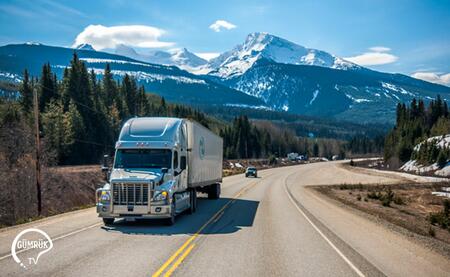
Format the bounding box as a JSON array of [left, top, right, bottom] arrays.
[[112, 183, 150, 205]]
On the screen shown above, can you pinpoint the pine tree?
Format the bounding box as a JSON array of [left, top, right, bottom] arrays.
[[19, 69, 33, 113], [41, 100, 65, 163], [102, 64, 116, 108], [63, 101, 85, 164], [39, 63, 56, 111]]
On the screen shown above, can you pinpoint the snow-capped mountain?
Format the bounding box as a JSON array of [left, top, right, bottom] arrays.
[[196, 32, 450, 123], [209, 57, 450, 123], [75, 43, 96, 51], [202, 32, 359, 78], [0, 43, 263, 107], [113, 45, 207, 71]]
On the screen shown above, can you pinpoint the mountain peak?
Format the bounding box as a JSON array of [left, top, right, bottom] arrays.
[[75, 43, 95, 51], [168, 48, 207, 68], [25, 41, 42, 46], [205, 32, 358, 78]]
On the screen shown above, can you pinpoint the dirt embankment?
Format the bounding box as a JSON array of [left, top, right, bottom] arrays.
[[0, 165, 104, 228], [314, 182, 450, 249]]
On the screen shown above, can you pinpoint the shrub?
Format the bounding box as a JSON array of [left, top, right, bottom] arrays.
[[429, 200, 450, 229], [349, 159, 355, 166], [393, 196, 404, 205], [339, 184, 349, 190], [444, 199, 450, 217], [268, 155, 277, 165], [357, 195, 361, 201], [368, 191, 381, 200], [381, 188, 394, 207], [364, 197, 368, 202], [428, 226, 436, 237]]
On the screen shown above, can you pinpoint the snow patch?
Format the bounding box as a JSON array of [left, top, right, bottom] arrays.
[[309, 90, 319, 105], [91, 68, 206, 85]]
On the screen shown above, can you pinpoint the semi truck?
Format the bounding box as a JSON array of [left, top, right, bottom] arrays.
[[96, 117, 223, 225]]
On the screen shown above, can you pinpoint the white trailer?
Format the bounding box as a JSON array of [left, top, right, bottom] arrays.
[[96, 117, 223, 225]]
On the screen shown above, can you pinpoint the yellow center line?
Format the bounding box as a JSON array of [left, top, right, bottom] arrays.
[[163, 243, 196, 277], [151, 181, 258, 277]]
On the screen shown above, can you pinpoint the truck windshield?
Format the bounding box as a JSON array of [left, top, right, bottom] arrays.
[[114, 149, 172, 169]]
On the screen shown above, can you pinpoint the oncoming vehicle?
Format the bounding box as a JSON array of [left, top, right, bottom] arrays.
[[96, 117, 223, 225], [245, 167, 258, 178]]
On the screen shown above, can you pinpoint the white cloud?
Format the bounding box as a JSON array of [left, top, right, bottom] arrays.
[[369, 46, 391, 52], [195, 52, 220, 61], [411, 72, 450, 86], [344, 46, 398, 66], [209, 20, 236, 32], [73, 25, 174, 50]]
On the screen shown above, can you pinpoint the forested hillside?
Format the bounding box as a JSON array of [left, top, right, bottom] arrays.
[[0, 54, 385, 169], [384, 97, 450, 167]]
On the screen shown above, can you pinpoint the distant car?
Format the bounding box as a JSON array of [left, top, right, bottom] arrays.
[[245, 167, 258, 178]]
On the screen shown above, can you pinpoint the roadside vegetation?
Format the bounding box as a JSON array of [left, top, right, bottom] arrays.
[[314, 183, 450, 247]]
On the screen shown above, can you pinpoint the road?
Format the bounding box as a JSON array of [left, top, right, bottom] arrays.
[[1, 161, 449, 276]]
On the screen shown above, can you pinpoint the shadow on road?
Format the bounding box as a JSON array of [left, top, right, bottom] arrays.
[[100, 196, 259, 236]]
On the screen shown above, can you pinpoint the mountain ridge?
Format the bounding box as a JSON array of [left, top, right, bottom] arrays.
[[0, 43, 264, 107]]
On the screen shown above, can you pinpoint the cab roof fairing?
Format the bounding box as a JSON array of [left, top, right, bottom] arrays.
[[115, 117, 183, 149]]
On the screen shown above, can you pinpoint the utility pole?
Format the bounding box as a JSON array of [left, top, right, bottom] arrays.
[[33, 87, 42, 215]]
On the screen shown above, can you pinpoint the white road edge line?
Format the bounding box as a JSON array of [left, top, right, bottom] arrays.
[[284, 184, 366, 277], [0, 222, 102, 261]]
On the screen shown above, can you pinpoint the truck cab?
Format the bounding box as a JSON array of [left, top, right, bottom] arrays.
[[96, 117, 223, 226]]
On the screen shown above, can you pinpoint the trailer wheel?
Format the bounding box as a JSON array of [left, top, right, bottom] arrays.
[[208, 183, 220, 200], [166, 197, 176, 226], [103, 218, 114, 225]]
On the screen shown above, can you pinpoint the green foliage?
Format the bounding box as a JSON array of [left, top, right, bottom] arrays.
[[19, 69, 33, 113], [268, 155, 277, 165], [384, 97, 450, 166], [13, 54, 222, 165]]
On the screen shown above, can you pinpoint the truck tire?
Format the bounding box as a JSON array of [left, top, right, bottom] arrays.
[[188, 189, 196, 214], [166, 197, 176, 226], [103, 218, 114, 225], [208, 183, 220, 200]]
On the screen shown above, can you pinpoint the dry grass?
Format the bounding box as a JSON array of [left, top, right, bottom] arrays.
[[313, 182, 450, 245]]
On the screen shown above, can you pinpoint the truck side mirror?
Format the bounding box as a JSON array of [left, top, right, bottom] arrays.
[[101, 154, 110, 181], [101, 154, 109, 172], [180, 156, 187, 170]]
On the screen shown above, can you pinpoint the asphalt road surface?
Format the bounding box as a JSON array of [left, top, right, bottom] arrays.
[[1, 161, 449, 277]]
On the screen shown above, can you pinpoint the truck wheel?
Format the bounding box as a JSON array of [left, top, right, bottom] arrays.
[[208, 183, 220, 200], [103, 218, 114, 225], [166, 197, 176, 226], [188, 189, 196, 214]]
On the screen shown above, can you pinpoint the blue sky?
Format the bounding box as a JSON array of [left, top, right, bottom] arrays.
[[0, 0, 449, 84]]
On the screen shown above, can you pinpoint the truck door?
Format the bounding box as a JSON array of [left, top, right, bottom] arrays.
[[178, 123, 188, 189]]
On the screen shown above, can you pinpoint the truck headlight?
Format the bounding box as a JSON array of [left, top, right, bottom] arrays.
[[154, 191, 168, 202], [100, 191, 111, 203]]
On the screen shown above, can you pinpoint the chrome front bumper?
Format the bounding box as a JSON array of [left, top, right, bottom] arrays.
[[97, 203, 171, 219]]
